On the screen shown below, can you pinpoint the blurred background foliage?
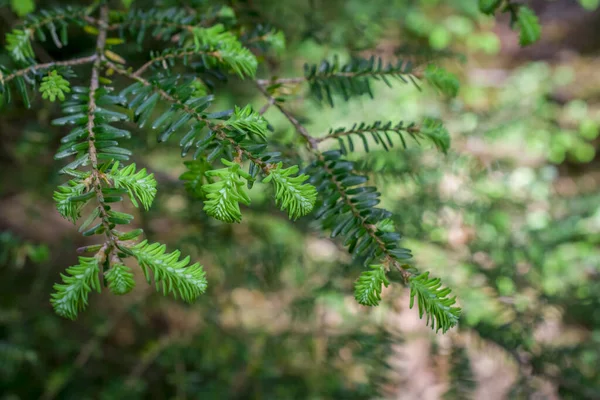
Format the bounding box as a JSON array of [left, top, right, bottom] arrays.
[[1, 0, 600, 399]]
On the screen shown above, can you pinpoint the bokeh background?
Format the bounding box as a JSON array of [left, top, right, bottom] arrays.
[[1, 0, 600, 399]]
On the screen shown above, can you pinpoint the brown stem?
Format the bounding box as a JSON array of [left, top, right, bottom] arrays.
[[132, 49, 218, 77], [255, 83, 319, 149], [0, 55, 97, 85], [86, 6, 118, 250]]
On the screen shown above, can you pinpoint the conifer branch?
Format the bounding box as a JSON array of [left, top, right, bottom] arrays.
[[132, 50, 218, 77], [316, 123, 420, 143], [0, 55, 96, 85], [85, 5, 117, 251], [316, 152, 412, 281], [255, 82, 411, 280], [107, 62, 274, 175]]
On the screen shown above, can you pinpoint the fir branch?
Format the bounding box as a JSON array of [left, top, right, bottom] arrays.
[[0, 55, 96, 86], [314, 151, 412, 281], [105, 263, 135, 295], [50, 256, 101, 320], [256, 82, 411, 279], [354, 264, 390, 306], [263, 163, 317, 220], [121, 240, 207, 302], [202, 159, 252, 223], [107, 162, 157, 210], [409, 272, 461, 333], [317, 118, 450, 154], [84, 5, 119, 250], [107, 62, 274, 174]]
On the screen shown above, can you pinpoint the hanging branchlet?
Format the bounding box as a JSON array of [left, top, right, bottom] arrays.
[[303, 55, 419, 107], [320, 117, 450, 154], [202, 159, 253, 223]]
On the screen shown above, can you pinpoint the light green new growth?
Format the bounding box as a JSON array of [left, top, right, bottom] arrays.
[[225, 105, 268, 141], [424, 64, 459, 98], [53, 175, 91, 223], [5, 29, 34, 63], [202, 159, 252, 223], [263, 163, 318, 220], [409, 272, 461, 333], [192, 24, 258, 78], [105, 263, 135, 295], [124, 241, 207, 302], [354, 264, 390, 306], [517, 6, 541, 46], [264, 29, 286, 53], [40, 70, 71, 102], [50, 257, 101, 320], [108, 162, 157, 210], [10, 0, 35, 17]]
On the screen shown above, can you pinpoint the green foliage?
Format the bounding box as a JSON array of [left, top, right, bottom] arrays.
[[423, 64, 459, 98], [409, 272, 461, 333], [40, 70, 70, 102], [10, 0, 35, 17], [326, 117, 450, 154], [179, 159, 213, 198], [478, 0, 502, 15], [303, 55, 418, 106], [516, 6, 541, 46], [50, 257, 101, 320], [263, 163, 317, 220], [202, 159, 252, 223], [105, 263, 135, 295], [107, 162, 157, 210], [5, 29, 34, 63], [354, 264, 389, 306], [192, 24, 258, 78], [0, 0, 540, 331], [579, 0, 600, 10], [52, 174, 91, 223], [224, 105, 268, 141], [123, 240, 207, 302]]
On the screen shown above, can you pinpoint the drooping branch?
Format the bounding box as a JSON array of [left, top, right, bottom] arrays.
[[255, 82, 411, 280]]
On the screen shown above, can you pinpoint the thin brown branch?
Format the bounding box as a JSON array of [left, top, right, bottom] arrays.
[[86, 6, 118, 250], [258, 97, 275, 115], [254, 83, 319, 149], [0, 55, 97, 85], [132, 49, 217, 77], [256, 76, 306, 86]]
